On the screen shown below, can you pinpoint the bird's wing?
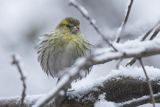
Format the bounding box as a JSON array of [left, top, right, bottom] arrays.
[[37, 32, 64, 77]]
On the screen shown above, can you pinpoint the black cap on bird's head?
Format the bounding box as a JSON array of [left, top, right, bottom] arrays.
[[57, 17, 80, 34]]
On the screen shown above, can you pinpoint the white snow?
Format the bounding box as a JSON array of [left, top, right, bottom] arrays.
[[1, 65, 160, 106], [93, 39, 160, 62], [79, 5, 89, 17], [94, 93, 115, 107], [95, 38, 160, 55], [91, 19, 96, 25], [70, 65, 160, 99], [116, 38, 160, 52], [115, 39, 160, 52], [112, 66, 160, 80], [94, 100, 115, 107]]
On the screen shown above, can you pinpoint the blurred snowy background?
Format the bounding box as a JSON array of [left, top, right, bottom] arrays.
[[0, 0, 160, 103]]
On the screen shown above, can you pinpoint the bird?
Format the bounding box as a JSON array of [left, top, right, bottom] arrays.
[[37, 17, 91, 81]]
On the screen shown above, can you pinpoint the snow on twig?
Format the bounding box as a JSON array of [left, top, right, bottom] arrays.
[[11, 54, 27, 107], [71, 65, 160, 98]]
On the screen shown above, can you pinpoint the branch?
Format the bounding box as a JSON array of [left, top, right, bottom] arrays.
[[149, 23, 160, 40], [141, 21, 160, 41], [11, 55, 27, 107], [33, 39, 160, 107], [33, 57, 87, 107], [0, 95, 42, 107], [69, 0, 117, 51], [1, 66, 160, 107], [115, 0, 134, 42], [126, 21, 160, 66], [139, 59, 155, 107], [120, 93, 160, 107]]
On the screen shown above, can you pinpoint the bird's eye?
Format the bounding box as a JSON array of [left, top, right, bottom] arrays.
[[67, 24, 74, 28]]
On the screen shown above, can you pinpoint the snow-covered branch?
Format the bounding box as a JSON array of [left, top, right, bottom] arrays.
[[0, 95, 42, 107], [91, 39, 160, 65], [126, 21, 160, 66], [11, 55, 27, 107], [1, 66, 160, 107], [33, 39, 160, 107]]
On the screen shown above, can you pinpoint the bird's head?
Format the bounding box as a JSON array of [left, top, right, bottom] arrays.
[[56, 17, 80, 34]]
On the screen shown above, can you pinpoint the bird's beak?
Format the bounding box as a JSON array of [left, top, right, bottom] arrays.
[[72, 26, 79, 34]]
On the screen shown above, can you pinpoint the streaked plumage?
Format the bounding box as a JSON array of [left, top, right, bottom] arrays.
[[37, 17, 91, 78]]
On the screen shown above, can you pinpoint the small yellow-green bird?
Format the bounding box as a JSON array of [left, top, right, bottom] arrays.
[[37, 17, 91, 80]]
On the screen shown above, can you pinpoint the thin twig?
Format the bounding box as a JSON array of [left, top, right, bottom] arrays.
[[142, 21, 160, 41], [115, 0, 134, 43], [141, 26, 156, 41], [69, 0, 117, 51], [120, 93, 160, 107], [139, 58, 155, 107], [150, 24, 160, 40], [126, 21, 160, 66], [12, 55, 26, 107], [116, 57, 123, 69]]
